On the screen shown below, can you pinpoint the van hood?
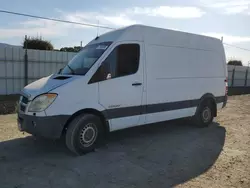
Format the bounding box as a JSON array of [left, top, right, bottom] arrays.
[[21, 74, 79, 99]]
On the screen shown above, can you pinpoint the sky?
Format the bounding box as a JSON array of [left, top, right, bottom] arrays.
[[0, 0, 249, 64]]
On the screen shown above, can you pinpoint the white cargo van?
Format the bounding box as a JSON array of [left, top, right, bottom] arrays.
[[18, 25, 228, 155]]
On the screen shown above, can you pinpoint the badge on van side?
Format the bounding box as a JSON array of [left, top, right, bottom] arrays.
[[109, 105, 121, 109]]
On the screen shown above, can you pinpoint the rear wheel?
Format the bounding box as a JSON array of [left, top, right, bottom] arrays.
[[193, 100, 214, 127], [65, 114, 104, 155]]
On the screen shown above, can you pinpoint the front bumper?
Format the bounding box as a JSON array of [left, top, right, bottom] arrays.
[[18, 113, 70, 139]]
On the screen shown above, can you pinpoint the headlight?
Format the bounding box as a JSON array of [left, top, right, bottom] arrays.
[[28, 93, 57, 112]]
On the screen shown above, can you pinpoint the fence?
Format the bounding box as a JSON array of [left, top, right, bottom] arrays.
[[0, 47, 76, 95], [0, 47, 250, 95], [228, 65, 250, 87]]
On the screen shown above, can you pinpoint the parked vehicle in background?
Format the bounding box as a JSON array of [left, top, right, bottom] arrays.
[[17, 25, 228, 155]]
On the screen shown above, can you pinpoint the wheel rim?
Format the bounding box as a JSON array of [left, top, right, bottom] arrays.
[[79, 123, 98, 147], [202, 107, 211, 123]]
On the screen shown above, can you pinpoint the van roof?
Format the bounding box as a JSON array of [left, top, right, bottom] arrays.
[[88, 25, 222, 52]]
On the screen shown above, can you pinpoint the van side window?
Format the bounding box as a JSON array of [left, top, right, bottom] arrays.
[[89, 44, 140, 83]]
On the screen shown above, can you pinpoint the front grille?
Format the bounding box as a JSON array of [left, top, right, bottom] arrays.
[[19, 95, 29, 112], [20, 104, 26, 112]]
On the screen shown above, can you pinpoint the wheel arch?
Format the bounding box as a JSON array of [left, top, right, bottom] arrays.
[[196, 93, 217, 117], [62, 108, 110, 137]]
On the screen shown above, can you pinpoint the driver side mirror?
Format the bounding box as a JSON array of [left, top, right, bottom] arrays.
[[100, 61, 112, 80], [106, 73, 112, 80], [89, 61, 112, 84]]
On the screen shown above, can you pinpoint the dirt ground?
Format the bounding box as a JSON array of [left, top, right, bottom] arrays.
[[0, 95, 249, 188]]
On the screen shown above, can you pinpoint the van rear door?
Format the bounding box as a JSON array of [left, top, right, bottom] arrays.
[[97, 42, 144, 131]]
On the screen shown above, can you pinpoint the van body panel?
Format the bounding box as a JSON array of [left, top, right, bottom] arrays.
[[142, 25, 223, 52], [141, 25, 226, 124], [96, 41, 145, 130], [108, 114, 145, 131], [45, 77, 105, 116], [22, 74, 80, 100], [145, 107, 197, 125], [87, 26, 144, 46]]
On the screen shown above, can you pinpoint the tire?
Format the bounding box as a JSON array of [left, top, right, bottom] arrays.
[[65, 114, 104, 155], [193, 100, 214, 127]]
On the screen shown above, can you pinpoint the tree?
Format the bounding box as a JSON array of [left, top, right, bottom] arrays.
[[228, 60, 243, 66], [60, 46, 81, 52], [23, 36, 54, 50]]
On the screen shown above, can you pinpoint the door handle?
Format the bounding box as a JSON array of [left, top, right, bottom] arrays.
[[132, 82, 142, 86]]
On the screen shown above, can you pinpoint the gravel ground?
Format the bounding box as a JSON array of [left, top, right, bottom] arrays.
[[0, 95, 249, 188]]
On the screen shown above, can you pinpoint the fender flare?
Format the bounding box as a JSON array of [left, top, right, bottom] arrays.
[[195, 93, 217, 117], [62, 108, 110, 136]]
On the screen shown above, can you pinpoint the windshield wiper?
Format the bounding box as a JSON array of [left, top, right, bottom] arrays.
[[66, 65, 75, 75]]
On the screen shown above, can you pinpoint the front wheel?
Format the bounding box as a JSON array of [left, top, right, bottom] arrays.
[[65, 114, 104, 155], [193, 100, 214, 127]]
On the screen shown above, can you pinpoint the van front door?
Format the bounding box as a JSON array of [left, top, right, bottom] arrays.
[[91, 42, 144, 131]]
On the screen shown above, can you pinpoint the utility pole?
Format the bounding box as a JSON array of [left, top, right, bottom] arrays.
[[97, 20, 99, 37], [24, 35, 28, 86]]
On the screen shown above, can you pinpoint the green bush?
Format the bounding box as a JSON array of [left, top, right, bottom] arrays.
[[23, 36, 54, 50], [60, 46, 81, 52], [228, 60, 243, 66]]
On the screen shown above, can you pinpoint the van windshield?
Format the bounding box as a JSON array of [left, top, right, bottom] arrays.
[[61, 42, 112, 75]]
